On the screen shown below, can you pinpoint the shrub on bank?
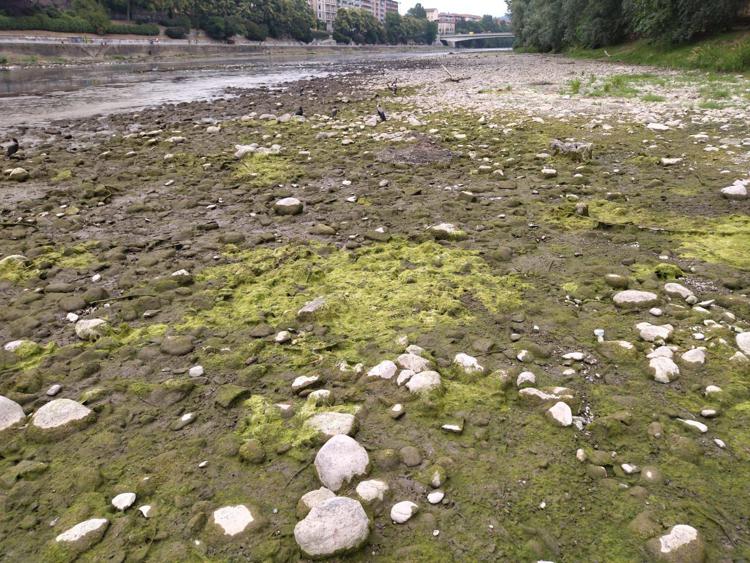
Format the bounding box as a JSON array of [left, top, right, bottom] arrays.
[[165, 26, 188, 39], [311, 29, 330, 41], [0, 14, 159, 36], [245, 21, 268, 42]]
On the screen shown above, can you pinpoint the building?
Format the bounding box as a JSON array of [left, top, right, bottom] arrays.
[[311, 0, 397, 29], [437, 21, 454, 34], [309, 0, 339, 30], [425, 8, 439, 21]]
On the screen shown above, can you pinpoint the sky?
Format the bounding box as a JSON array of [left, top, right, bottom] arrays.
[[399, 0, 509, 17]]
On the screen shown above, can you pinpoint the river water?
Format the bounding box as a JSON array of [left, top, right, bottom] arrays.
[[0, 50, 451, 131]]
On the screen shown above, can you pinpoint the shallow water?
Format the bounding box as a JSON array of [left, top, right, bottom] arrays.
[[0, 50, 456, 130]]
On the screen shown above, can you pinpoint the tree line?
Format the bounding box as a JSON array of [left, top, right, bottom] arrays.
[[1, 0, 317, 41], [333, 8, 438, 45], [509, 0, 744, 52]]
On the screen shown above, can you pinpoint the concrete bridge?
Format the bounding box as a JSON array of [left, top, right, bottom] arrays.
[[439, 32, 514, 48]]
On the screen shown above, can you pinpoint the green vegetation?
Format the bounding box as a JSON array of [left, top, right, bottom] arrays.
[[566, 31, 750, 73], [185, 240, 529, 357], [0, 0, 316, 42], [510, 0, 749, 71], [334, 8, 437, 45]]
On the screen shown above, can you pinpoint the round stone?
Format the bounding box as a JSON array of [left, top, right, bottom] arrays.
[[356, 479, 389, 504], [305, 412, 357, 437], [74, 319, 109, 341], [545, 401, 573, 427], [405, 371, 441, 394], [0, 395, 25, 432], [294, 497, 370, 559], [274, 197, 304, 215], [613, 290, 658, 309], [314, 435, 369, 491], [159, 335, 194, 356], [31, 399, 92, 430], [112, 492, 136, 511], [367, 360, 397, 379], [646, 524, 705, 563], [390, 501, 419, 524], [427, 490, 444, 504], [396, 353, 431, 373]]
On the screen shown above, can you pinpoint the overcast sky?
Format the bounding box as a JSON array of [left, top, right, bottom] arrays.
[[399, 0, 509, 17]]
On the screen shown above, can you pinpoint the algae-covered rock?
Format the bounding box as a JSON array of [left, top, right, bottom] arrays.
[[215, 384, 251, 408], [74, 319, 108, 341], [160, 335, 194, 356], [294, 496, 370, 559], [646, 525, 705, 563], [30, 399, 93, 438], [239, 439, 266, 464]]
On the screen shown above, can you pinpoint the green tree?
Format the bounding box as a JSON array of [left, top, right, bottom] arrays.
[[385, 11, 403, 43], [406, 2, 427, 19]]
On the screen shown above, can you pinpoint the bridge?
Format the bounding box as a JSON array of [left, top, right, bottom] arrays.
[[439, 32, 514, 48]]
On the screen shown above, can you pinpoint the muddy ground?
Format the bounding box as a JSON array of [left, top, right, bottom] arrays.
[[1, 51, 749, 562]]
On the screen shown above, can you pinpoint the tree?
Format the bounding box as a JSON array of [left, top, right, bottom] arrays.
[[406, 2, 427, 19], [385, 11, 403, 43]]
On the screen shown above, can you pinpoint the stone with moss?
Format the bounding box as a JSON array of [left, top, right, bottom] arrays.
[[646, 525, 705, 563]]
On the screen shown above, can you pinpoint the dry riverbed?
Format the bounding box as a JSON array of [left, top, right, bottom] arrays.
[[1, 51, 749, 562]]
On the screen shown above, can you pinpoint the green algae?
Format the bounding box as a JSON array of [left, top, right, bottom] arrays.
[[236, 395, 357, 461], [184, 239, 528, 357], [234, 152, 302, 188]]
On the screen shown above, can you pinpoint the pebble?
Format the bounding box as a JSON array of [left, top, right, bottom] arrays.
[[405, 371, 441, 393], [390, 501, 419, 524], [111, 492, 136, 511], [427, 490, 444, 504], [453, 353, 484, 373], [356, 479, 389, 503], [367, 360, 397, 379], [545, 402, 573, 427]]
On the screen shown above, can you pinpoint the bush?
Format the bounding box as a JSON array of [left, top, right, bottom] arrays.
[[245, 21, 268, 41], [162, 15, 191, 30], [0, 14, 158, 36], [202, 16, 227, 40], [311, 29, 330, 40], [332, 31, 350, 44], [107, 23, 159, 35], [165, 26, 188, 39]]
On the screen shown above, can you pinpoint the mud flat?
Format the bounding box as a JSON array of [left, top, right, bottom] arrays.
[[1, 51, 749, 561]]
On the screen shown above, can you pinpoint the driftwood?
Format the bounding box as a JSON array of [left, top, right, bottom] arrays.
[[442, 65, 469, 83]]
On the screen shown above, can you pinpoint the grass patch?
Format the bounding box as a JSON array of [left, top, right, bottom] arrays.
[[565, 31, 750, 74], [641, 93, 666, 102]]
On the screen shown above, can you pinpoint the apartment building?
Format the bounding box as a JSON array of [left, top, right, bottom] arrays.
[[312, 0, 397, 28]]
